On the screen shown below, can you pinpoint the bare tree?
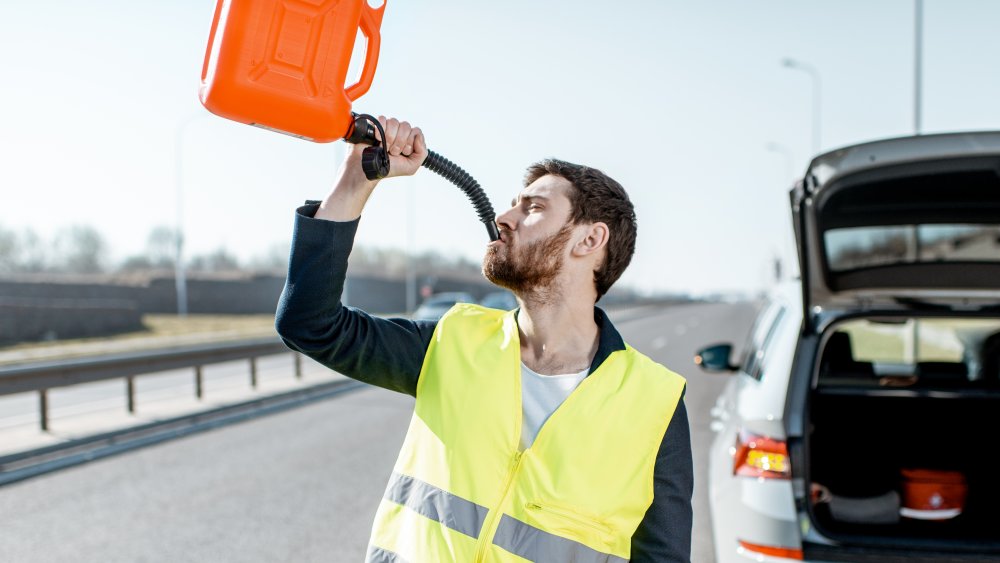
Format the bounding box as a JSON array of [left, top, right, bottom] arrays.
[[146, 226, 178, 268], [0, 227, 48, 273], [118, 226, 180, 273], [54, 225, 108, 274], [348, 245, 483, 279], [247, 241, 290, 273], [189, 248, 240, 273], [0, 225, 16, 273]]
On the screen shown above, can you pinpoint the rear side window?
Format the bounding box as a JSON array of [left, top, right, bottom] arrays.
[[742, 304, 786, 381]]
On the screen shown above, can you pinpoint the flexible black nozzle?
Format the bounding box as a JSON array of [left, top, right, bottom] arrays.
[[422, 150, 500, 242], [343, 113, 499, 242]]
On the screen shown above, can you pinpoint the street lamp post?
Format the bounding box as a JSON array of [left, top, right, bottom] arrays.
[[406, 176, 417, 314], [174, 113, 207, 317], [781, 58, 822, 155], [764, 141, 799, 287]]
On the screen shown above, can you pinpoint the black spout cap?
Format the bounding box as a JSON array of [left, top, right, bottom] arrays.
[[361, 146, 390, 180], [344, 113, 379, 145]]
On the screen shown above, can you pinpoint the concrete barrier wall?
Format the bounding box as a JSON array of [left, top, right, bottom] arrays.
[[0, 280, 146, 302], [0, 272, 674, 345], [0, 297, 144, 345], [137, 277, 290, 314], [0, 273, 495, 344]]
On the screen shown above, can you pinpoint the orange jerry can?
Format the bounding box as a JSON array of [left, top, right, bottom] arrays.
[[200, 0, 387, 142]]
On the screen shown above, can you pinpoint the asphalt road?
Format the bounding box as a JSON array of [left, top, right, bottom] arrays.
[[0, 301, 757, 563]]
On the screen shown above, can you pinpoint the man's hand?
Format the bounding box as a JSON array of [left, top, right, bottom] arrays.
[[317, 116, 427, 222], [344, 115, 427, 179], [371, 116, 427, 178]]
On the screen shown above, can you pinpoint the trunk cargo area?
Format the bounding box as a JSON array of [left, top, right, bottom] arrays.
[[810, 392, 1000, 545], [807, 322, 1000, 555]]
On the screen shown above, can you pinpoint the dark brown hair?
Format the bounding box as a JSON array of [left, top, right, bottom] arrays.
[[524, 159, 637, 299]]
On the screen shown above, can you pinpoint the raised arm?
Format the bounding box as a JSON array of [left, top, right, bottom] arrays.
[[275, 118, 433, 397]]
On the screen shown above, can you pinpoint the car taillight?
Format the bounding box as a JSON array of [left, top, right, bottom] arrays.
[[733, 429, 790, 479], [738, 539, 803, 560]]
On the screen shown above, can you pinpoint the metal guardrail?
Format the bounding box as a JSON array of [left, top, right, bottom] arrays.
[[0, 337, 302, 431], [0, 377, 364, 487]]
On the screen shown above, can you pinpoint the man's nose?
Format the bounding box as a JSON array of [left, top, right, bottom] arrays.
[[495, 206, 518, 231]]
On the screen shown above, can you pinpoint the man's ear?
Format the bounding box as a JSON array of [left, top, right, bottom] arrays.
[[572, 222, 609, 258]]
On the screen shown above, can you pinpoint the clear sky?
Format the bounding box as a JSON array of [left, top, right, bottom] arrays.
[[1, 0, 998, 295]]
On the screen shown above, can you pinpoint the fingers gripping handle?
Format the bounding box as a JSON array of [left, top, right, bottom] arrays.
[[343, 113, 389, 180]]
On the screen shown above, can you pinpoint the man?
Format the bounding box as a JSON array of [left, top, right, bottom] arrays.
[[276, 117, 693, 562]]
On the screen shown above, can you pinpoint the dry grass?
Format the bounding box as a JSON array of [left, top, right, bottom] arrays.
[[0, 314, 278, 365], [140, 314, 277, 338]]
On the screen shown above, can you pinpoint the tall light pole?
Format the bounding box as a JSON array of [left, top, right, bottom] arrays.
[[765, 141, 799, 286], [405, 175, 417, 314], [914, 0, 923, 134], [781, 57, 822, 155], [174, 113, 206, 317]]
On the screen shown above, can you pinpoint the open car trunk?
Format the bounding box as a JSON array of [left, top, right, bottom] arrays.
[[791, 131, 1000, 320], [786, 132, 1000, 558], [804, 318, 1000, 557]]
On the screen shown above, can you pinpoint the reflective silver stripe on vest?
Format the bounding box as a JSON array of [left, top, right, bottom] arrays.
[[492, 514, 629, 563], [384, 472, 490, 539], [366, 545, 410, 563]]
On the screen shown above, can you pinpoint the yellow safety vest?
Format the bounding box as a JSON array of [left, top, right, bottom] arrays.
[[367, 304, 686, 562]]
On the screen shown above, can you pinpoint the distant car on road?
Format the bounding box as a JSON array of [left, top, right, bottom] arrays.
[[412, 292, 475, 321], [479, 290, 518, 311], [696, 132, 1000, 562]]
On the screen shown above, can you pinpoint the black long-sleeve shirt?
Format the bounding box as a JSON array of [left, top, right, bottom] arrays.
[[275, 203, 693, 562]]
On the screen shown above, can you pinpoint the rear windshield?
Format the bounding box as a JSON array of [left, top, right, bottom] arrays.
[[818, 317, 1000, 385], [838, 318, 1000, 364], [825, 224, 1000, 272]]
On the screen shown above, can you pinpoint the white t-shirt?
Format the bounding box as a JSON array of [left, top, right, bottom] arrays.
[[519, 362, 589, 450]]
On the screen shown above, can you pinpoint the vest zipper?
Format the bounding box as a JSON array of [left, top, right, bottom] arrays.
[[525, 501, 614, 537], [475, 450, 524, 562]]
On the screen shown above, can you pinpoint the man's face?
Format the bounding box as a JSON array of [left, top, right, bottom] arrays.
[[482, 175, 575, 295]]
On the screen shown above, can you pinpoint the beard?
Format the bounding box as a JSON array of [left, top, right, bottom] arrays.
[[482, 224, 573, 298]]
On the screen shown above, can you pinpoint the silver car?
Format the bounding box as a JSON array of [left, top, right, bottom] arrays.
[[412, 291, 476, 321], [697, 132, 1000, 562], [479, 290, 518, 311]]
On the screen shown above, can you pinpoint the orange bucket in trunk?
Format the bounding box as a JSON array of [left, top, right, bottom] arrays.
[[899, 468, 967, 521]]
